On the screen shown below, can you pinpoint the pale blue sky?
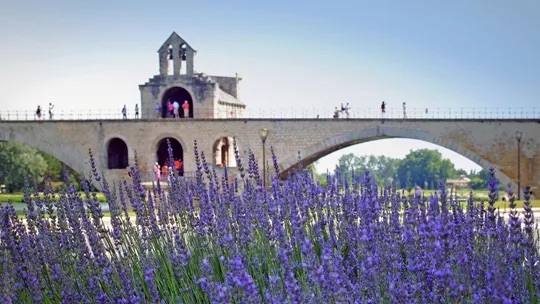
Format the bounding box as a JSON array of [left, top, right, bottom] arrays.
[[1, 0, 538, 172]]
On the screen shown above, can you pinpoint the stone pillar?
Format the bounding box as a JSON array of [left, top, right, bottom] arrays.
[[158, 50, 168, 75], [234, 73, 241, 99], [186, 49, 195, 75], [172, 44, 181, 75]]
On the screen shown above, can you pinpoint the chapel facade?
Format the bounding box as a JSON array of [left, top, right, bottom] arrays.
[[139, 32, 246, 119]]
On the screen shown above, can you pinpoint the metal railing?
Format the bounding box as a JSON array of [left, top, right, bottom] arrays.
[[0, 107, 538, 121]]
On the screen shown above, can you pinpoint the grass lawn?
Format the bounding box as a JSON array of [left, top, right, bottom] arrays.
[[451, 189, 540, 209], [0, 192, 106, 203], [1, 192, 109, 216]]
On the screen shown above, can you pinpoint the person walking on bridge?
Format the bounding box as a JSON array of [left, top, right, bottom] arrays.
[[135, 104, 139, 119], [122, 105, 127, 120], [35, 105, 42, 120], [174, 158, 182, 175], [155, 102, 161, 119], [168, 101, 174, 118], [333, 107, 340, 119], [154, 162, 161, 181], [182, 101, 190, 118], [342, 102, 350, 119], [48, 103, 54, 120], [381, 101, 386, 117], [402, 102, 407, 119], [173, 101, 180, 118]]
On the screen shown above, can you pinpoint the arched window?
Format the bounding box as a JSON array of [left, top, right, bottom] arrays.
[[180, 43, 187, 74], [156, 137, 184, 176], [213, 136, 237, 167], [167, 44, 174, 75], [161, 86, 193, 118], [107, 138, 129, 169], [180, 43, 187, 61]]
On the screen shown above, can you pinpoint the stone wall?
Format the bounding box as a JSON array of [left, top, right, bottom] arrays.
[[209, 76, 239, 98], [1, 119, 539, 196], [139, 75, 217, 119]]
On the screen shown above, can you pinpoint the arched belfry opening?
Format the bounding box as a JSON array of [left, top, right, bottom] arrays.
[[107, 138, 129, 169], [179, 43, 187, 74], [156, 137, 184, 176], [161, 86, 193, 118], [167, 45, 174, 75], [213, 136, 237, 167], [140, 32, 245, 119], [158, 32, 196, 76]]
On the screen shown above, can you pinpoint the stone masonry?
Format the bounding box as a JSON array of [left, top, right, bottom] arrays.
[[139, 32, 245, 119], [2, 32, 538, 197], [0, 119, 539, 197]]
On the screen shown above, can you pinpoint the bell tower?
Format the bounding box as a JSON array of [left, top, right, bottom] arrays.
[[157, 32, 196, 76], [139, 32, 246, 120]]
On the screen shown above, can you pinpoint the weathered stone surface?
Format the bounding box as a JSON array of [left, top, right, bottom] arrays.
[[0, 119, 538, 196], [3, 33, 537, 196], [140, 32, 245, 120]]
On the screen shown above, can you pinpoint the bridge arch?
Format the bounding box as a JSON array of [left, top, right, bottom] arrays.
[[0, 132, 87, 182], [151, 134, 188, 159], [278, 126, 514, 188], [0, 139, 82, 191], [154, 135, 185, 176], [160, 86, 193, 118], [107, 137, 129, 169], [212, 136, 237, 167]]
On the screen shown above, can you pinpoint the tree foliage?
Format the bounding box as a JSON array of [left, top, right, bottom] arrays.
[[0, 142, 80, 192], [334, 153, 400, 186], [39, 151, 63, 181], [307, 161, 327, 186], [0, 142, 47, 192], [332, 149, 482, 190], [468, 169, 490, 190], [396, 149, 456, 190]]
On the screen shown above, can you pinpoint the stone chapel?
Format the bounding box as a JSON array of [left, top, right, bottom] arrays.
[[139, 32, 246, 119]]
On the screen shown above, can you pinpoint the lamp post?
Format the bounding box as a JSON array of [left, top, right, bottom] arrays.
[[516, 131, 523, 200], [259, 128, 269, 188]]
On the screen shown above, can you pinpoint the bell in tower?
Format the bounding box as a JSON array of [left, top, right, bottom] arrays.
[[180, 44, 187, 61], [141, 31, 246, 120], [157, 32, 197, 76]]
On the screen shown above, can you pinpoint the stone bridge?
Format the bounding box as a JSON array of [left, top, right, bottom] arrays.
[[0, 118, 539, 195]]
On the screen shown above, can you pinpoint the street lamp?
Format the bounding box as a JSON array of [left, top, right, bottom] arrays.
[[516, 131, 523, 200], [259, 128, 269, 188]]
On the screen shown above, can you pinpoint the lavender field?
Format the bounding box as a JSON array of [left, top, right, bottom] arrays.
[[1, 142, 539, 303]]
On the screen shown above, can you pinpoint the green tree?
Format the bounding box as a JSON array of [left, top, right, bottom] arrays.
[[334, 154, 400, 186], [454, 168, 468, 177], [334, 153, 367, 182], [0, 142, 48, 192], [468, 169, 489, 190], [39, 151, 63, 181], [397, 149, 457, 190], [307, 161, 327, 185], [37, 151, 81, 189], [369, 155, 401, 186]]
